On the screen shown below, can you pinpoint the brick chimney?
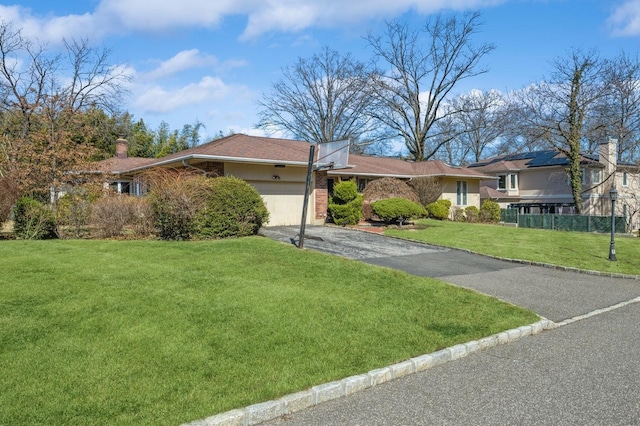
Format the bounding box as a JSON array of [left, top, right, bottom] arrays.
[[115, 137, 128, 159]]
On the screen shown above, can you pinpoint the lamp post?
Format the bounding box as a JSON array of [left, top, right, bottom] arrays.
[[609, 187, 617, 262]]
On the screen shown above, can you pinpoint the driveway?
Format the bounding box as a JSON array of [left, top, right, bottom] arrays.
[[260, 226, 640, 322]]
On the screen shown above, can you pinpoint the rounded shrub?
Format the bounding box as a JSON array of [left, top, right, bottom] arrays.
[[480, 199, 501, 223], [13, 196, 57, 239], [328, 180, 363, 226], [328, 195, 364, 226], [370, 197, 425, 226], [332, 179, 360, 204], [426, 199, 451, 220], [194, 176, 269, 239], [464, 205, 479, 223], [362, 177, 418, 220]]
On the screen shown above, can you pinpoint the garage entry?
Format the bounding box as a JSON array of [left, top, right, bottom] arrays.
[[249, 181, 312, 226]]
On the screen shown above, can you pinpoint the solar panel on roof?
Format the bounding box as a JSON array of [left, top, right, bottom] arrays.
[[526, 150, 567, 167]]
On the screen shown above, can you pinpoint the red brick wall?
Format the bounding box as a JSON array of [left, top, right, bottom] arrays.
[[315, 170, 328, 221]]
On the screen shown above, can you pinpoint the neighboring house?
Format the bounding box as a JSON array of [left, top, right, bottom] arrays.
[[95, 134, 492, 226], [468, 139, 640, 230], [328, 154, 490, 210]]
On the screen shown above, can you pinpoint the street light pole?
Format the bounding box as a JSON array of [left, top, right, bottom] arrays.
[[609, 187, 617, 262]]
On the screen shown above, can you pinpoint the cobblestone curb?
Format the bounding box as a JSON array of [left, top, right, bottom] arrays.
[[182, 319, 556, 426]]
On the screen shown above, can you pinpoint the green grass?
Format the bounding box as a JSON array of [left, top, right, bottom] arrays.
[[387, 219, 640, 275], [0, 237, 538, 425]]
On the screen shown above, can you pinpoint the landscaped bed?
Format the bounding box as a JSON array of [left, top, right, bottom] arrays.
[[0, 237, 538, 425]]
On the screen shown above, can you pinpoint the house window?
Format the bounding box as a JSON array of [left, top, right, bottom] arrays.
[[497, 175, 507, 190], [357, 178, 371, 192], [581, 168, 586, 185], [111, 181, 130, 194], [592, 169, 602, 184], [131, 175, 149, 196], [456, 181, 468, 206], [623, 172, 628, 187], [509, 174, 518, 190]]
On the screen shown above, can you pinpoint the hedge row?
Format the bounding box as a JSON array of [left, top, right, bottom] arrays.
[[9, 173, 269, 240]]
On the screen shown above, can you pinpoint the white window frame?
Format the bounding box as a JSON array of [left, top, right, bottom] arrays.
[[456, 181, 468, 206], [623, 171, 628, 187], [592, 169, 602, 184], [509, 173, 518, 190]]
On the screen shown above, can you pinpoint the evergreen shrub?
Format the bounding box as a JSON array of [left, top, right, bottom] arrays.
[[370, 197, 425, 226], [13, 196, 56, 239], [362, 177, 418, 220], [328, 180, 363, 226], [148, 171, 269, 240], [480, 200, 501, 223], [195, 176, 269, 239], [426, 199, 451, 220]]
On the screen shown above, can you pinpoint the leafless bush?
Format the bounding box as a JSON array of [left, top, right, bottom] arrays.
[[90, 195, 154, 238], [144, 169, 210, 240], [129, 197, 155, 237], [408, 176, 442, 206]]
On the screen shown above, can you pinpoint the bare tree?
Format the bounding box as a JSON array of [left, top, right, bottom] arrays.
[[517, 49, 608, 213], [588, 52, 640, 163], [0, 20, 129, 199], [366, 12, 495, 161], [435, 89, 508, 164], [257, 46, 383, 152]]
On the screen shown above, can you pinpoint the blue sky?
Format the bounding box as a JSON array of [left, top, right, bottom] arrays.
[[1, 0, 640, 141]]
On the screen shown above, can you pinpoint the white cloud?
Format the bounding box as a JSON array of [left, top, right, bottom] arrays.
[[608, 0, 640, 37], [143, 49, 219, 80], [240, 0, 507, 39], [133, 76, 233, 113], [2, 0, 508, 43]]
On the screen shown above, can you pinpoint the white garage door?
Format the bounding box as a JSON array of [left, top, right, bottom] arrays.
[[249, 181, 311, 226]]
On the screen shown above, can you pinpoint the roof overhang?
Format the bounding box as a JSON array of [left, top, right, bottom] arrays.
[[111, 154, 312, 175], [328, 171, 496, 180]]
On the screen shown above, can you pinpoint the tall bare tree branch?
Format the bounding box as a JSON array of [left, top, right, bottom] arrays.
[[257, 46, 384, 152], [366, 12, 495, 161]]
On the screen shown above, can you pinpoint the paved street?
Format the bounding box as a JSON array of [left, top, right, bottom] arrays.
[[258, 226, 640, 426]]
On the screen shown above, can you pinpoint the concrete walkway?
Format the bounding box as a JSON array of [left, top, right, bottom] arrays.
[[189, 226, 640, 425]]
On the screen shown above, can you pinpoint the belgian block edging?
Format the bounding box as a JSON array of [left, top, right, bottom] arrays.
[[182, 318, 556, 426]]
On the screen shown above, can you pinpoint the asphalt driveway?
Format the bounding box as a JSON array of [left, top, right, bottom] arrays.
[[260, 225, 640, 322]]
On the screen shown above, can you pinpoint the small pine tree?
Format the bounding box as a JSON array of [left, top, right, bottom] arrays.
[[328, 180, 363, 226]]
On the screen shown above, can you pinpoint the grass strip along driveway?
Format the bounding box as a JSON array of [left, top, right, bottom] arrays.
[[386, 219, 640, 276], [0, 237, 538, 425]]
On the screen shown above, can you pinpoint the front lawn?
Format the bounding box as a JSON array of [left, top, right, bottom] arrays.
[[0, 237, 538, 425], [386, 219, 640, 275]]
